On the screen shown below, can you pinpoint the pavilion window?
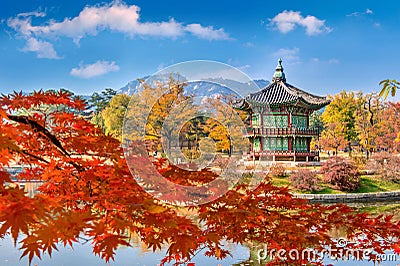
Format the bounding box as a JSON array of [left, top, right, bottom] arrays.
[[262, 115, 288, 128], [270, 138, 276, 151], [252, 114, 260, 128], [292, 116, 307, 129], [276, 138, 282, 151], [265, 137, 271, 150], [253, 138, 260, 152], [282, 138, 288, 150], [282, 116, 288, 128]]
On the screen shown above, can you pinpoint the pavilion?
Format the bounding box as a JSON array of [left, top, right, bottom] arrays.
[[235, 59, 330, 162]]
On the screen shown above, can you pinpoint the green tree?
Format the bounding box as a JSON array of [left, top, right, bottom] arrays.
[[309, 110, 324, 133], [89, 88, 116, 129]]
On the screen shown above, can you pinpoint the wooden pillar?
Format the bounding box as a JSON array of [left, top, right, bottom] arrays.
[[288, 137, 293, 151]]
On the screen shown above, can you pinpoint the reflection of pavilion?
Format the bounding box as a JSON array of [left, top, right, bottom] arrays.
[[235, 59, 330, 162]]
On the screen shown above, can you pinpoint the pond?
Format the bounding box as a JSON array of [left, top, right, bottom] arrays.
[[2, 181, 399, 265], [1, 234, 399, 265]]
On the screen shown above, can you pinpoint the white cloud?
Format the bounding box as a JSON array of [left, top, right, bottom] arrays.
[[70, 60, 120, 78], [237, 64, 251, 71], [347, 8, 374, 17], [374, 22, 381, 28], [185, 24, 230, 40], [311, 58, 339, 64], [17, 11, 46, 18], [273, 47, 300, 62], [243, 42, 254, 47], [7, 1, 230, 58], [22, 37, 61, 59], [269, 10, 331, 35], [328, 58, 339, 64]]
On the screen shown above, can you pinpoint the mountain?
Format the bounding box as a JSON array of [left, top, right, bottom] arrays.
[[117, 76, 149, 95], [118, 76, 269, 98]]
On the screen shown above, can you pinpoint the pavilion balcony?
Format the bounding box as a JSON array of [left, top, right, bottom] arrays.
[[245, 150, 320, 161], [244, 127, 319, 137]]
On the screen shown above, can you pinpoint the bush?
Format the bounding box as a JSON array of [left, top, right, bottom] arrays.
[[269, 164, 286, 178], [289, 169, 321, 192], [320, 157, 360, 192], [350, 154, 367, 168], [368, 152, 400, 183]]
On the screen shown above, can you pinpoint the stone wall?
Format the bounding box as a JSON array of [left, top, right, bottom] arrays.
[[294, 191, 400, 204]]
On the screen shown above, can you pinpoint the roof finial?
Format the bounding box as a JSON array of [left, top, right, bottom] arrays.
[[272, 58, 286, 83]]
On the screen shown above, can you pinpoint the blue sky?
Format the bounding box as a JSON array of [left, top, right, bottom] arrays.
[[0, 0, 399, 97]]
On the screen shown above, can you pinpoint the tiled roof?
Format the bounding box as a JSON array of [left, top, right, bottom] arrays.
[[246, 80, 330, 107]]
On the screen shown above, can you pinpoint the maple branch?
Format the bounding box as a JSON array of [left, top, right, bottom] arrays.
[[20, 150, 50, 164], [145, 132, 161, 139], [8, 115, 70, 157], [187, 245, 207, 263], [8, 115, 85, 173]]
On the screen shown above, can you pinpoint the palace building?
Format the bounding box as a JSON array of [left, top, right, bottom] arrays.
[[235, 59, 330, 162]]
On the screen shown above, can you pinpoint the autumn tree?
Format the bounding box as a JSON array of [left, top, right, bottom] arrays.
[[368, 152, 400, 182], [102, 93, 130, 139], [289, 169, 321, 192], [89, 88, 116, 130], [380, 79, 400, 99], [320, 157, 360, 191], [319, 122, 347, 155], [375, 102, 400, 151], [354, 93, 383, 159], [203, 95, 247, 155], [322, 91, 358, 155], [123, 77, 200, 155], [0, 90, 400, 266]]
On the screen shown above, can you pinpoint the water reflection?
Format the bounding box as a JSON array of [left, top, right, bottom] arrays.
[[2, 168, 398, 265], [0, 235, 250, 266]]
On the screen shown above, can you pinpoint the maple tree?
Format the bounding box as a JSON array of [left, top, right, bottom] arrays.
[[320, 157, 360, 192], [0, 90, 400, 265], [289, 169, 321, 192]]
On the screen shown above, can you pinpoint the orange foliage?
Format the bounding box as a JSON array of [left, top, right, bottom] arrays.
[[0, 90, 399, 265]]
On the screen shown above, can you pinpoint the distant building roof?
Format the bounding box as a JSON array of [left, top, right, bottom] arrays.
[[235, 59, 330, 110]]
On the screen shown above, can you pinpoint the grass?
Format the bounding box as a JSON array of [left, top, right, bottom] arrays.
[[271, 174, 400, 194], [352, 175, 400, 193]]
